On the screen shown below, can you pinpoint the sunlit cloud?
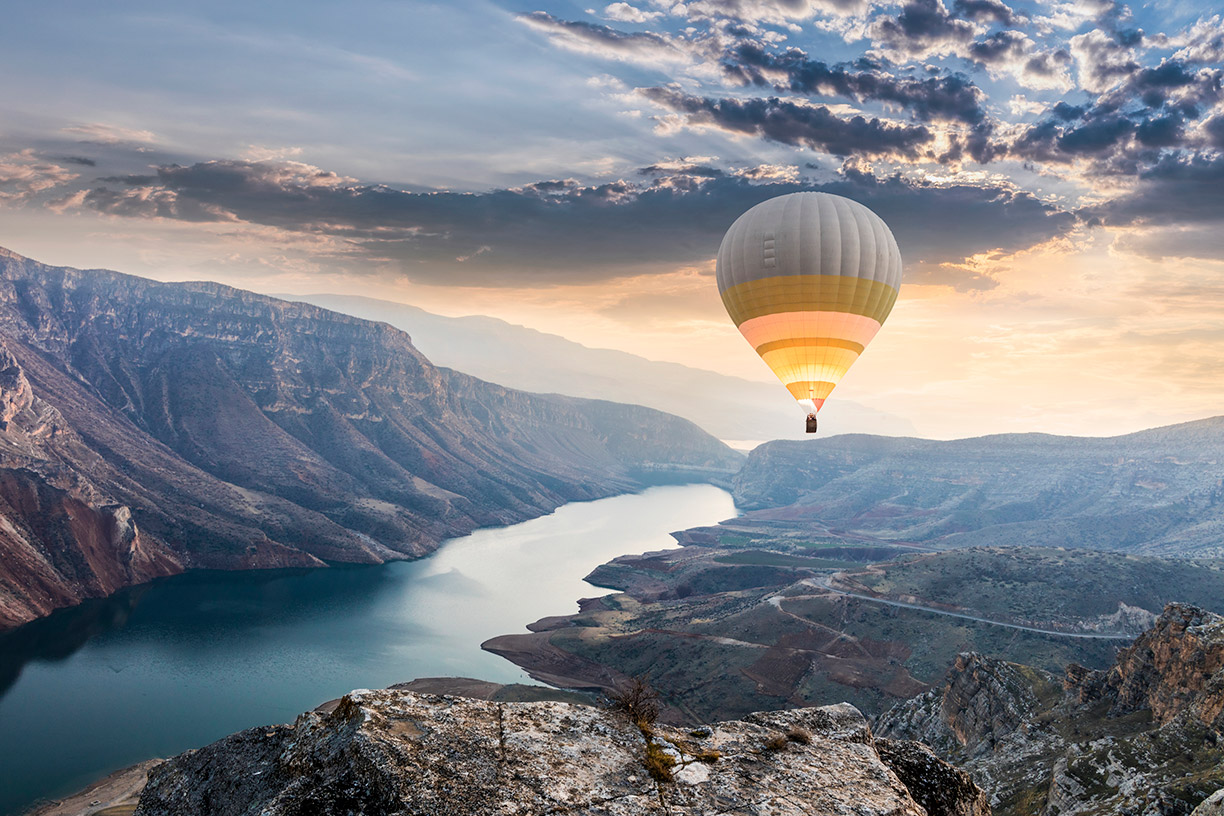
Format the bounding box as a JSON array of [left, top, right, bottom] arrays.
[[61, 123, 158, 145], [2, 0, 1222, 438], [0, 150, 79, 201]]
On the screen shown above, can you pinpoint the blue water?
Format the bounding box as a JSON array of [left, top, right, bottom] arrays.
[[0, 484, 736, 815]]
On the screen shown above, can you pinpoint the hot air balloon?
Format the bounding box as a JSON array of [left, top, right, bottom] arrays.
[[716, 192, 902, 433]]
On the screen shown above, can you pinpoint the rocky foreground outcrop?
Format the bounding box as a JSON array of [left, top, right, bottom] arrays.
[[877, 604, 1224, 816], [132, 690, 987, 816], [0, 246, 740, 629]]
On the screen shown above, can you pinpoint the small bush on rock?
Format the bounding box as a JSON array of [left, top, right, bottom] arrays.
[[607, 675, 661, 729], [786, 727, 812, 745]]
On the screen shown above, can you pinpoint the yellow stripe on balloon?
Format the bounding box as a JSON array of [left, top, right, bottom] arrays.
[[761, 349, 860, 390], [720, 274, 899, 326]]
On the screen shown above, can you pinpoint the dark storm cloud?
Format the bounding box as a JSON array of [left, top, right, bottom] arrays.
[[73, 159, 1077, 289], [1087, 153, 1224, 228], [640, 87, 933, 156], [1205, 116, 1224, 149], [866, 0, 977, 59], [1009, 58, 1220, 165], [56, 156, 97, 167], [724, 43, 988, 125], [951, 0, 1019, 25], [967, 30, 1027, 63], [638, 162, 725, 177]]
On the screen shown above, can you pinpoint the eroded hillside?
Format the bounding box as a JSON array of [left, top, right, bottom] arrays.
[[0, 247, 740, 628]]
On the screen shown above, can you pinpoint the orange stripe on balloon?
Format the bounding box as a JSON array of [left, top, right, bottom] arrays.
[[738, 311, 882, 350]]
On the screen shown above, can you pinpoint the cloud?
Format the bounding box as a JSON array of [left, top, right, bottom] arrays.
[[723, 43, 989, 124], [1165, 15, 1224, 65], [66, 157, 1078, 290], [1113, 224, 1224, 262], [1008, 58, 1217, 166], [1069, 28, 1141, 93], [951, 0, 1022, 26], [60, 123, 158, 146], [1088, 153, 1224, 233], [968, 30, 1073, 90], [0, 150, 79, 202], [865, 0, 978, 61], [640, 86, 933, 156], [242, 145, 305, 162], [516, 11, 686, 65], [679, 0, 873, 23], [602, 2, 664, 23]]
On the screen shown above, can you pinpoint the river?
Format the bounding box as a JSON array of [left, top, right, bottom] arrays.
[[0, 484, 736, 815]]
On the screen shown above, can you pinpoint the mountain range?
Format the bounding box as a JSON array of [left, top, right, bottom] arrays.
[[286, 293, 917, 444], [0, 247, 739, 630], [732, 422, 1224, 557]]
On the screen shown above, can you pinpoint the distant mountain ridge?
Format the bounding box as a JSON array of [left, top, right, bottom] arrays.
[[731, 420, 1224, 557], [0, 247, 740, 629], [285, 293, 917, 443]]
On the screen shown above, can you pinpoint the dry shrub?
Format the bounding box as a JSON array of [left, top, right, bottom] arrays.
[[607, 675, 661, 729], [786, 727, 812, 745], [764, 734, 790, 752], [643, 739, 676, 782]]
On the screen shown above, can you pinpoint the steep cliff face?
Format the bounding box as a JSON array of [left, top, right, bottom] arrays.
[[0, 247, 740, 629], [132, 689, 985, 816], [876, 653, 1053, 761], [877, 606, 1224, 816], [1104, 604, 1224, 729]]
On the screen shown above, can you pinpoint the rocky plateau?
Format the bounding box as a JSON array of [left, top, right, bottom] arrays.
[[130, 688, 987, 816]]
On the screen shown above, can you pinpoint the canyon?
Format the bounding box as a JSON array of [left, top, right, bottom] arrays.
[[0, 246, 739, 629]]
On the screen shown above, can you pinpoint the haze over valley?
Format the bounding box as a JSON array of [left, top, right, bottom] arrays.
[[288, 293, 919, 445]]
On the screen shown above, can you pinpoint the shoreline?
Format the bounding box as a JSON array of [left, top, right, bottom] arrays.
[[22, 760, 162, 816]]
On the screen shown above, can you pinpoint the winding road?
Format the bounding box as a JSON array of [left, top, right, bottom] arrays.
[[801, 575, 1136, 641]]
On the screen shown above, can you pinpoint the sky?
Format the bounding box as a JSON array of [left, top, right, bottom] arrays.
[[1, 0, 1222, 439]]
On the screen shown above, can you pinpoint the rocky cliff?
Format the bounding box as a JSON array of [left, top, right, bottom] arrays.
[[731, 424, 1224, 557], [877, 605, 1224, 816], [0, 246, 740, 629], [131, 688, 987, 816], [1100, 603, 1224, 729]]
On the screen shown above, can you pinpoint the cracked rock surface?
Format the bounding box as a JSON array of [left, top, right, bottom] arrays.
[[134, 691, 937, 815]]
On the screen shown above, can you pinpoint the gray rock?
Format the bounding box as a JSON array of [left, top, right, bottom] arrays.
[[1193, 789, 1224, 816], [876, 739, 991, 816], [135, 690, 933, 816]]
